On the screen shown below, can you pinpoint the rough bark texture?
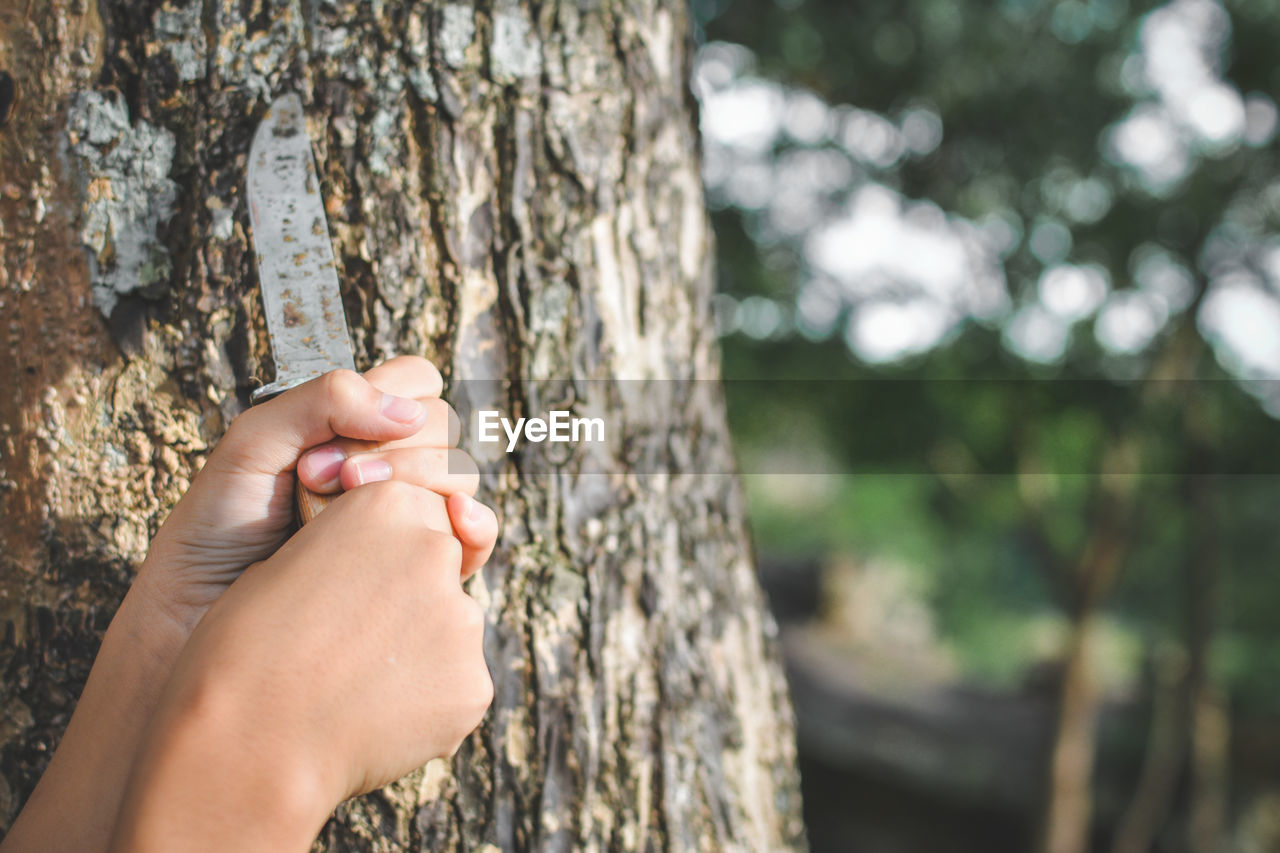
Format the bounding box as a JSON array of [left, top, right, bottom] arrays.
[[0, 0, 807, 849]]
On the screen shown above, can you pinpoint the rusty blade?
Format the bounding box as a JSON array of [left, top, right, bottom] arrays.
[[247, 93, 354, 401]]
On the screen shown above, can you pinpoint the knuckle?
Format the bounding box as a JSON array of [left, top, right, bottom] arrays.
[[458, 594, 486, 634], [320, 368, 365, 409], [440, 666, 488, 753], [403, 525, 459, 583], [424, 529, 464, 570], [455, 668, 493, 744], [471, 668, 495, 715], [407, 483, 448, 520], [383, 477, 420, 500], [348, 478, 417, 518], [442, 534, 465, 569], [391, 481, 435, 521], [443, 665, 492, 755], [221, 398, 277, 449]]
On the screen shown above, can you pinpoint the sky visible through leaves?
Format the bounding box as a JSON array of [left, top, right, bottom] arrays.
[[698, 0, 1280, 400]]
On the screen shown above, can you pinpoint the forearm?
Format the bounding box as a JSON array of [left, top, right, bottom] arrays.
[[109, 656, 335, 853], [1, 570, 189, 853]]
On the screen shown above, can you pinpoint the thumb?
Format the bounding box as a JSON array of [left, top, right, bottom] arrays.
[[215, 370, 428, 476]]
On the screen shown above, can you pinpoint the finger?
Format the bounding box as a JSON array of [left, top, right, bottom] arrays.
[[220, 370, 429, 476], [360, 355, 444, 400], [297, 399, 461, 493], [294, 355, 449, 494], [317, 479, 453, 539], [335, 447, 480, 497], [332, 398, 460, 452], [447, 492, 498, 581]]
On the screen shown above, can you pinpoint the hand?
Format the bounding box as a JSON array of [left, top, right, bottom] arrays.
[[140, 356, 498, 635], [0, 357, 500, 853], [110, 482, 494, 852]]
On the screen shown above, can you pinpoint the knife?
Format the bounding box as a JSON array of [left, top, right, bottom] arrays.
[[247, 92, 356, 524]]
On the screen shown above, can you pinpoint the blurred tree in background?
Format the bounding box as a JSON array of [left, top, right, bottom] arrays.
[[693, 0, 1280, 850]]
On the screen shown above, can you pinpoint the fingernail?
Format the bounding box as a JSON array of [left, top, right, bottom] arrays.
[[460, 492, 479, 521], [350, 458, 393, 486], [380, 393, 424, 425], [299, 445, 346, 489]]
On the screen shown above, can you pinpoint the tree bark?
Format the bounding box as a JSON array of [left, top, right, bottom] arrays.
[[0, 1, 807, 850]]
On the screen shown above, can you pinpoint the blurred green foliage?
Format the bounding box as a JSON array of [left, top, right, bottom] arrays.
[[701, 0, 1280, 710]]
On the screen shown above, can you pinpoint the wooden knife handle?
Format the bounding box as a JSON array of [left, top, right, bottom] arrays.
[[295, 478, 339, 525]]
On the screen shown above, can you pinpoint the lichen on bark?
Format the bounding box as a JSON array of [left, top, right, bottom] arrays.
[[65, 88, 177, 316]]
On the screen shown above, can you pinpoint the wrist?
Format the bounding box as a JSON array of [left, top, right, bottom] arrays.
[[113, 657, 338, 852], [116, 565, 197, 674], [129, 541, 240, 649]]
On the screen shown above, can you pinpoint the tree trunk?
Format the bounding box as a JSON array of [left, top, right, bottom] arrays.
[[1040, 609, 1103, 853], [1110, 644, 1187, 853], [0, 1, 807, 850], [1113, 463, 1227, 853], [1037, 464, 1136, 853], [1185, 466, 1226, 853]]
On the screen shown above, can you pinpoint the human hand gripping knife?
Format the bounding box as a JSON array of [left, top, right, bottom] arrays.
[[247, 93, 356, 523]]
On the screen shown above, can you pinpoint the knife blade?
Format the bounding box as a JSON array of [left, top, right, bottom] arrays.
[[247, 92, 356, 523], [247, 92, 355, 400]]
